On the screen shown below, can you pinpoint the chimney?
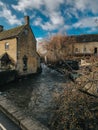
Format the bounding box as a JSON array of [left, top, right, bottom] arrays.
[[0, 25, 3, 32], [24, 16, 29, 25]]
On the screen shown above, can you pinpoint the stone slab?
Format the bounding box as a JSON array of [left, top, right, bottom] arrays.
[[0, 95, 49, 130]]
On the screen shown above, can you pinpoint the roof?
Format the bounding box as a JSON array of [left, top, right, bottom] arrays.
[[75, 34, 98, 43], [64, 34, 98, 44], [0, 25, 25, 41]]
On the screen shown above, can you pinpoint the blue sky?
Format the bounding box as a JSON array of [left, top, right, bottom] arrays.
[[0, 0, 98, 40]]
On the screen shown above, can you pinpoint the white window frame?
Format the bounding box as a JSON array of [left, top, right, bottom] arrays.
[[5, 42, 9, 50]]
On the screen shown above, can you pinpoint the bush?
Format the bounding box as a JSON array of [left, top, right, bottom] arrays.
[[50, 85, 98, 130]]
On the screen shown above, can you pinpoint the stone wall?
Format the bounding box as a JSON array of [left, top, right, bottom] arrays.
[[17, 25, 40, 75], [73, 42, 98, 55], [0, 38, 17, 63]]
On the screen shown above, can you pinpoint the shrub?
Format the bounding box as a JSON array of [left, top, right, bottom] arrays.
[[50, 84, 98, 130]]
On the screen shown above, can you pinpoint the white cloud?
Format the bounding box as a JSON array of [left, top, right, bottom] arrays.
[[41, 22, 55, 30], [65, 7, 79, 19], [43, 0, 64, 12], [73, 17, 98, 28], [50, 12, 64, 25], [36, 37, 43, 42], [12, 0, 64, 12], [37, 12, 65, 31], [12, 0, 65, 31], [33, 17, 42, 26], [62, 0, 98, 24], [74, 0, 88, 11], [12, 0, 43, 12], [66, 0, 98, 14], [0, 1, 4, 6], [11, 0, 98, 34], [0, 1, 22, 25]]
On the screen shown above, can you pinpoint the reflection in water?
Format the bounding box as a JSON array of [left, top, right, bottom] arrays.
[[0, 64, 67, 126]]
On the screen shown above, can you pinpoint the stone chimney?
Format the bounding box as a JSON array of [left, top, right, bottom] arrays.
[[0, 25, 3, 32], [24, 16, 29, 25]]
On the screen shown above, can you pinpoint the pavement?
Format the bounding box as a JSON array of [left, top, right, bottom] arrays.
[[0, 111, 21, 130], [0, 95, 49, 130]]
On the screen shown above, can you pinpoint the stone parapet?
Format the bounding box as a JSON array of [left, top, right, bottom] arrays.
[[0, 95, 49, 130]]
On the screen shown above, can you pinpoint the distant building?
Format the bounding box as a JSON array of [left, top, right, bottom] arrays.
[[66, 34, 98, 56], [0, 16, 41, 76]]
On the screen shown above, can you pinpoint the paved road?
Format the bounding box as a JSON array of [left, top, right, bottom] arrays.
[[0, 111, 21, 130]]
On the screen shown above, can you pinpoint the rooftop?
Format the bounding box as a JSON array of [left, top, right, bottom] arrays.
[[0, 25, 25, 41]]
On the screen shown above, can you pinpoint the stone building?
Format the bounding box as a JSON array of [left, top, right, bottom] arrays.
[[0, 16, 41, 76], [66, 34, 98, 56]]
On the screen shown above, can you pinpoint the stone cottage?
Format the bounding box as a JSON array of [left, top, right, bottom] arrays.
[[66, 34, 98, 56], [0, 16, 41, 76]]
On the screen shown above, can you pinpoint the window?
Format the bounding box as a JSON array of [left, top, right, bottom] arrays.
[[75, 48, 78, 52], [83, 47, 86, 52], [24, 29, 28, 35], [5, 43, 9, 50]]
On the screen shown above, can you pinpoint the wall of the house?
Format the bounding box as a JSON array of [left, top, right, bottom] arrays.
[[66, 43, 74, 55], [0, 38, 17, 62], [17, 26, 40, 75], [71, 42, 98, 55]]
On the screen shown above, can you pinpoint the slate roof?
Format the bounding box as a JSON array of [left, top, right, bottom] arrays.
[[75, 34, 98, 43], [0, 25, 25, 41], [65, 34, 98, 44]]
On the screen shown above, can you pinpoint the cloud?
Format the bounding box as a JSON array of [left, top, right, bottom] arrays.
[[33, 17, 42, 26], [12, 0, 64, 12], [12, 0, 65, 31], [12, 0, 43, 12], [50, 12, 64, 25], [33, 11, 65, 31], [0, 1, 22, 25], [12, 0, 98, 32], [1, 0, 97, 36], [73, 17, 98, 28], [36, 37, 43, 42], [43, 0, 64, 12], [66, 0, 98, 14]]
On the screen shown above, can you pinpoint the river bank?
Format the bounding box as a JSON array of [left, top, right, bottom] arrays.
[[0, 95, 49, 130], [0, 63, 98, 130], [0, 64, 67, 128]]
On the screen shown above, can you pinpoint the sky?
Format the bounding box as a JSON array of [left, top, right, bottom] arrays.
[[0, 0, 98, 40]]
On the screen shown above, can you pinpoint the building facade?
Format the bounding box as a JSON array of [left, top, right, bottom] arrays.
[[0, 16, 41, 76], [66, 35, 98, 56]]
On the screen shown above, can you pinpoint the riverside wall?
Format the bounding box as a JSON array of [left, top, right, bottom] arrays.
[[0, 95, 49, 130]]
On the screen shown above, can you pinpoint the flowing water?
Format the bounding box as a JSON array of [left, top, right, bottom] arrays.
[[0, 64, 67, 126]]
